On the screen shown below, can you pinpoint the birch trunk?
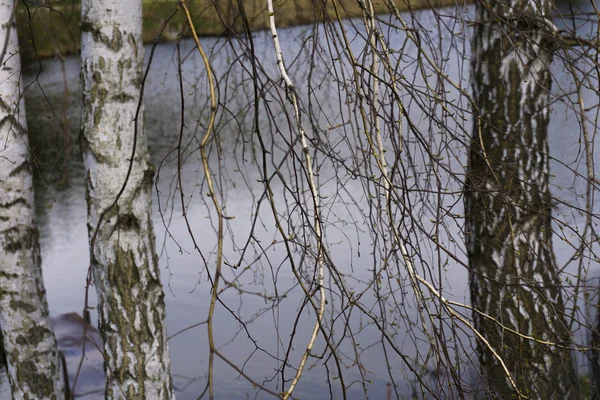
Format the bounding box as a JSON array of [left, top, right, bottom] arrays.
[[465, 1, 579, 398], [592, 309, 600, 399], [80, 0, 174, 398], [0, 1, 65, 398]]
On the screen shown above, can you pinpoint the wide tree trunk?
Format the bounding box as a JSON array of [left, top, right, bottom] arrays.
[[0, 1, 65, 398], [465, 0, 579, 398], [80, 0, 174, 398]]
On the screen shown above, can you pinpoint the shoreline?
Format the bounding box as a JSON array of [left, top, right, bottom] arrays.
[[16, 0, 465, 62]]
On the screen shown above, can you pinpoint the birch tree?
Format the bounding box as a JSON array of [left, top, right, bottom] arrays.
[[0, 0, 65, 398], [465, 0, 579, 397], [79, 0, 174, 398]]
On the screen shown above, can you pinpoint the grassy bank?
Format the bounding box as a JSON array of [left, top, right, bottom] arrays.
[[16, 0, 461, 62]]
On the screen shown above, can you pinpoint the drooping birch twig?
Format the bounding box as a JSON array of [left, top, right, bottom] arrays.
[[265, 2, 327, 398]]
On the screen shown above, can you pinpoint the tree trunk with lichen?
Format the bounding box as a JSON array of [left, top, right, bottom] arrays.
[[0, 1, 65, 398], [79, 0, 174, 398], [465, 0, 579, 398]]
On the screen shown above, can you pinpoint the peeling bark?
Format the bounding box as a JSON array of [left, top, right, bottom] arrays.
[[465, 0, 579, 398], [79, 0, 174, 398], [0, 1, 65, 398]]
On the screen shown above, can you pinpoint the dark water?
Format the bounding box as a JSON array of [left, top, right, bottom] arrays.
[[2, 2, 599, 398]]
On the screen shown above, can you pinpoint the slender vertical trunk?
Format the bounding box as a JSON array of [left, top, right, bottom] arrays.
[[0, 1, 65, 398], [79, 0, 174, 398], [592, 305, 600, 398], [465, 1, 579, 398]]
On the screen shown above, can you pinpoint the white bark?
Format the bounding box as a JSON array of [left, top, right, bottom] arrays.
[[466, 0, 579, 398], [0, 1, 65, 398], [80, 0, 174, 398]]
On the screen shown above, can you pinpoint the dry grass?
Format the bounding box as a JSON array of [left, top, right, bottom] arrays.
[[16, 0, 463, 62]]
